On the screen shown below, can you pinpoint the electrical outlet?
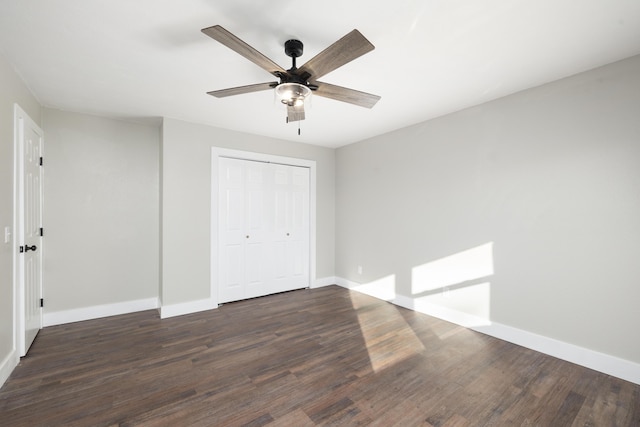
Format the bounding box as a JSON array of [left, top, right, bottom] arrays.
[[4, 226, 10, 244]]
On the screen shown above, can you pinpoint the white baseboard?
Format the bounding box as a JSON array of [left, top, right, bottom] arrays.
[[394, 294, 491, 329], [160, 298, 215, 319], [335, 277, 640, 385], [0, 349, 19, 390], [312, 276, 337, 288], [162, 279, 337, 317], [43, 297, 159, 327], [472, 322, 640, 385], [336, 277, 397, 302]]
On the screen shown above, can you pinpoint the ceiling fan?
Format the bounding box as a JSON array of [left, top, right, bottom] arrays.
[[201, 25, 381, 124]]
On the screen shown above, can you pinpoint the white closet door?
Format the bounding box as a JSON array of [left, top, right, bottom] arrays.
[[218, 158, 269, 303], [271, 164, 310, 294], [218, 157, 310, 303]]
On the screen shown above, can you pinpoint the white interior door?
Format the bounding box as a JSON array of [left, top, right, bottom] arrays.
[[15, 105, 43, 356], [218, 157, 310, 303]]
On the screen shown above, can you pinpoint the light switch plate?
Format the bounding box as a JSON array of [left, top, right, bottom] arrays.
[[4, 226, 11, 244]]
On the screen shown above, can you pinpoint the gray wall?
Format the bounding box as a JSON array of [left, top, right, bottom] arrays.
[[0, 53, 41, 380], [42, 109, 160, 312], [336, 55, 640, 364], [161, 118, 335, 306]]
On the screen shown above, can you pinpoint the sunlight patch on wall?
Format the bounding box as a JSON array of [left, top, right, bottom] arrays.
[[444, 281, 491, 320], [410, 242, 494, 327], [349, 274, 397, 302], [411, 242, 494, 294], [350, 291, 425, 373]]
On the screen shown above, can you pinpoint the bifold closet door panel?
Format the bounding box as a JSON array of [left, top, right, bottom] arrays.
[[218, 158, 270, 303], [271, 164, 310, 295]]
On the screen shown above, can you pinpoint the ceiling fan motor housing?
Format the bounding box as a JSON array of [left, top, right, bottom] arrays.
[[284, 39, 304, 58]]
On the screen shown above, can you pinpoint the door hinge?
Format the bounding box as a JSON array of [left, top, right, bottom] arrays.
[[39, 157, 43, 166], [40, 298, 44, 308], [40, 227, 44, 237]]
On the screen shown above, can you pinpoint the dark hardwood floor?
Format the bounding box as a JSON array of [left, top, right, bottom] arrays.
[[1, 285, 638, 426]]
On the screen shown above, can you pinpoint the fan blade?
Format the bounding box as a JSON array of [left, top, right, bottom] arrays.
[[207, 82, 278, 98], [312, 81, 380, 108], [202, 25, 286, 77], [287, 104, 305, 122], [297, 30, 374, 80]]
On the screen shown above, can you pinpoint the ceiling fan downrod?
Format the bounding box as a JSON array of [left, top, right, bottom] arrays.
[[284, 39, 304, 71]]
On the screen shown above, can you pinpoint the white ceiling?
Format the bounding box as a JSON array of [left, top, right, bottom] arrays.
[[1, 1, 639, 148]]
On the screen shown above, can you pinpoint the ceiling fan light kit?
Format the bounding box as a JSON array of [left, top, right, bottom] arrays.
[[275, 83, 311, 107], [201, 25, 381, 131]]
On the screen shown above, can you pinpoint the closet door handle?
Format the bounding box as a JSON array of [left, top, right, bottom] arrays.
[[25, 245, 37, 252]]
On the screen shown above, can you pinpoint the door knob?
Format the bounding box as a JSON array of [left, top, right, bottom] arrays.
[[25, 245, 37, 252]]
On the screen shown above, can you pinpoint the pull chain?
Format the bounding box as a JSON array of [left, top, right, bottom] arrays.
[[285, 116, 301, 135]]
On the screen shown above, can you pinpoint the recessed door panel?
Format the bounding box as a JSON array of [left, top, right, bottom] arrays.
[[291, 239, 304, 277], [246, 242, 265, 298], [273, 241, 287, 279], [226, 189, 243, 231], [224, 244, 242, 287], [247, 189, 264, 231]]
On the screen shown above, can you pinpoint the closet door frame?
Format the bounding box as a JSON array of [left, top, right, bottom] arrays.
[[211, 148, 316, 306]]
